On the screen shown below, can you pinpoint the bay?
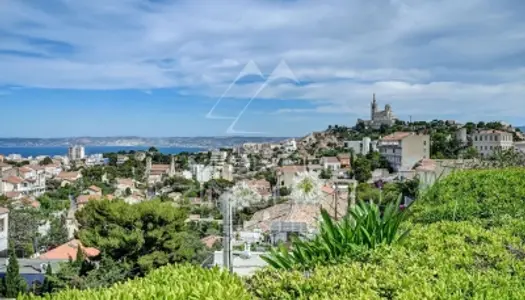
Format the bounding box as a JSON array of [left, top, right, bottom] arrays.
[[0, 146, 205, 158]]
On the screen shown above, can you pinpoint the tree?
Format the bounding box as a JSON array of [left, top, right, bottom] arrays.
[[9, 208, 42, 257], [43, 215, 69, 250], [40, 157, 54, 166], [3, 242, 27, 298], [41, 264, 54, 294], [319, 168, 332, 179], [352, 157, 372, 183], [75, 200, 207, 276], [148, 147, 159, 153], [462, 146, 479, 159]]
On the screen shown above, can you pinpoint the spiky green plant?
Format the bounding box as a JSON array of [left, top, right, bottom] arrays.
[[262, 196, 410, 270]]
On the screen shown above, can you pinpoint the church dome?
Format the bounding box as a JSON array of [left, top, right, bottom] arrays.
[[385, 104, 391, 111]]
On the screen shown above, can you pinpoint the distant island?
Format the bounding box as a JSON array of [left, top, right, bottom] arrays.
[[0, 136, 291, 149]]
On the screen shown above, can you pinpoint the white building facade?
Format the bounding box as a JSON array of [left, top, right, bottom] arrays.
[[68, 145, 85, 161], [471, 130, 514, 157], [378, 132, 430, 172]]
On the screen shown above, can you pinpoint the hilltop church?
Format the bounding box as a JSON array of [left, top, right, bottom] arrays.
[[357, 94, 396, 129]]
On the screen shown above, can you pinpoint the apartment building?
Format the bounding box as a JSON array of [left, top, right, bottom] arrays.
[[471, 130, 513, 157], [344, 137, 378, 155], [68, 145, 85, 161], [378, 132, 430, 172], [0, 166, 46, 197]]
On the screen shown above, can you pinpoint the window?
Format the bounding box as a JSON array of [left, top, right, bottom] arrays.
[[474, 136, 478, 141], [490, 146, 493, 150], [0, 218, 4, 233], [423, 141, 427, 146], [495, 136, 498, 141]]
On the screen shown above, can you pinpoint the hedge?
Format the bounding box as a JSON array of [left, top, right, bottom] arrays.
[[411, 168, 525, 223], [19, 265, 251, 300], [247, 220, 525, 299]]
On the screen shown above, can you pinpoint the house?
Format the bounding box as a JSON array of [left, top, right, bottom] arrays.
[[123, 193, 144, 205], [378, 132, 430, 172], [201, 235, 222, 249], [39, 239, 100, 260], [1, 166, 46, 197], [76, 194, 113, 209], [336, 153, 351, 168], [114, 178, 135, 197], [0, 208, 8, 255], [43, 163, 62, 178], [471, 130, 514, 157], [116, 155, 129, 165], [320, 157, 341, 171], [84, 185, 102, 196], [0, 258, 66, 289], [277, 165, 307, 188], [56, 171, 82, 186], [243, 179, 272, 200], [212, 250, 268, 276]]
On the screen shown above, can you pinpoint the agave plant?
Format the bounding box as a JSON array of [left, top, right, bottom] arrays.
[[261, 195, 411, 270], [290, 171, 323, 205]]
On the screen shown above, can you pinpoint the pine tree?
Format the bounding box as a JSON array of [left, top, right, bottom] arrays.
[[4, 242, 27, 298]]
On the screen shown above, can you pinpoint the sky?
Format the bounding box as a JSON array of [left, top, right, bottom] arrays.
[[0, 0, 524, 137]]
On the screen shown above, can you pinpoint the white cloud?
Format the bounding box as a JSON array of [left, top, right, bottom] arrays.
[[0, 0, 524, 122]]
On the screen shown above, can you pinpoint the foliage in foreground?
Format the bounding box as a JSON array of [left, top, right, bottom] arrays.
[[248, 220, 525, 299], [19, 265, 251, 300], [261, 198, 409, 270], [412, 168, 525, 223], [75, 199, 208, 276]]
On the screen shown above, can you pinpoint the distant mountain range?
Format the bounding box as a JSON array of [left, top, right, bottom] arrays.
[[0, 136, 291, 149]]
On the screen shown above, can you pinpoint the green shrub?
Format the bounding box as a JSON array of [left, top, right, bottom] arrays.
[[412, 168, 525, 223], [248, 220, 525, 299], [261, 199, 409, 270], [19, 265, 251, 300]]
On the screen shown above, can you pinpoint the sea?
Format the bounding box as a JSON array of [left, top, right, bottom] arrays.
[[0, 146, 206, 158]]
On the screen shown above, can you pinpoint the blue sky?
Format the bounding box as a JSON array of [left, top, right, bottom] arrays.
[[0, 0, 524, 137]]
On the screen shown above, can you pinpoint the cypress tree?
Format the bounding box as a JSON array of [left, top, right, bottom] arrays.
[[40, 264, 53, 294], [4, 242, 27, 298]]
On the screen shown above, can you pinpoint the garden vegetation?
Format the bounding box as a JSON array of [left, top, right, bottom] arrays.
[[20, 168, 525, 299]]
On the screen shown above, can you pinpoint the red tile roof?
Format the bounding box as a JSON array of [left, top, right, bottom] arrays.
[[5, 191, 21, 199], [381, 132, 412, 141], [39, 239, 100, 260], [3, 176, 23, 185], [278, 165, 307, 174], [57, 171, 81, 180], [18, 166, 33, 173], [201, 235, 221, 249], [77, 194, 102, 204], [87, 185, 102, 193], [0, 207, 9, 214]]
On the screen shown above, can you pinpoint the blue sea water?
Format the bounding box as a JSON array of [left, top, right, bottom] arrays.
[[0, 146, 205, 157]]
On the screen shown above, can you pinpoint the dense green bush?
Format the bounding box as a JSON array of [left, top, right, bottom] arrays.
[[248, 220, 525, 299], [19, 265, 251, 300], [412, 168, 525, 223]]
